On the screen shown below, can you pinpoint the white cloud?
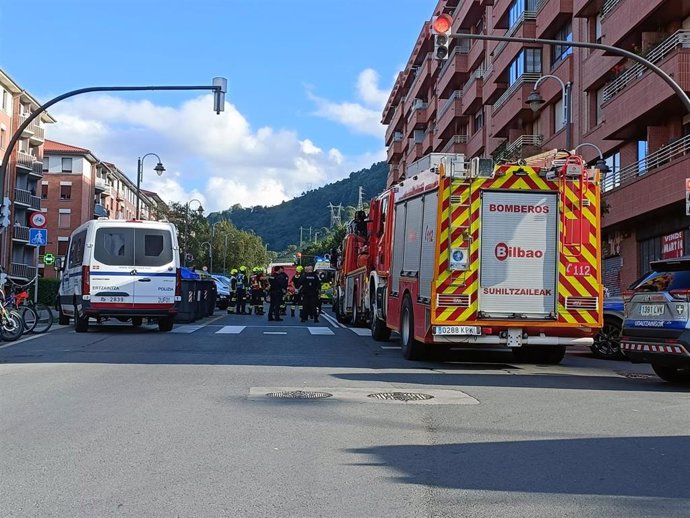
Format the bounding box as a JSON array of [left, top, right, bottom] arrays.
[[45, 93, 382, 213], [308, 68, 392, 139]]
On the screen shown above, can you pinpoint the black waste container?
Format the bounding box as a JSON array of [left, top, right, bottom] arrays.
[[175, 280, 198, 323]]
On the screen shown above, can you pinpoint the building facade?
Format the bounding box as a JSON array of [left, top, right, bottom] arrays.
[[383, 0, 690, 295], [0, 68, 55, 281], [42, 140, 160, 278]]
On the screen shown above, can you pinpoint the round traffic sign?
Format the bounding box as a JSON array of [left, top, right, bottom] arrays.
[[30, 212, 47, 228]]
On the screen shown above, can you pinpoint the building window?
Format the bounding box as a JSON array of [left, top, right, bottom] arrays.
[[58, 239, 69, 257], [474, 109, 484, 133], [61, 157, 73, 173], [60, 185, 72, 200], [637, 140, 648, 175], [595, 14, 603, 44], [41, 184, 48, 199], [0, 128, 5, 149], [58, 211, 71, 229], [554, 97, 565, 130], [508, 0, 537, 29], [602, 151, 621, 192], [1, 89, 7, 111], [508, 49, 541, 86], [552, 22, 573, 65], [43, 157, 49, 172]]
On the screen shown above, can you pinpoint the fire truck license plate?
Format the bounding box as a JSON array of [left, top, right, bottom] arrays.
[[433, 326, 481, 336]]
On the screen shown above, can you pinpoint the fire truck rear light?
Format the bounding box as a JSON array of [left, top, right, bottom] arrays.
[[436, 294, 470, 307], [565, 296, 598, 310], [483, 327, 493, 335]]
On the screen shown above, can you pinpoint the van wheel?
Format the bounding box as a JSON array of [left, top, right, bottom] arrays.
[[74, 306, 89, 333], [158, 317, 174, 332], [651, 364, 690, 383], [401, 295, 425, 360], [58, 308, 70, 326], [132, 317, 143, 327]]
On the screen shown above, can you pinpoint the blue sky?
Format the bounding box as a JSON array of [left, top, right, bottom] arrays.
[[0, 0, 435, 211]]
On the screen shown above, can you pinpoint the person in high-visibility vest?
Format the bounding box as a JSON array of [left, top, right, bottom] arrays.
[[227, 268, 238, 314], [235, 266, 248, 314], [290, 265, 304, 317]]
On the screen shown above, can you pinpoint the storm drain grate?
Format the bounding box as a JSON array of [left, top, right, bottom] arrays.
[[618, 372, 655, 380], [367, 392, 434, 401], [265, 390, 333, 399]]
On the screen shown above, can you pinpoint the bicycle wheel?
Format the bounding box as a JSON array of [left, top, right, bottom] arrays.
[[31, 303, 54, 333], [21, 305, 38, 333], [1, 310, 24, 341]]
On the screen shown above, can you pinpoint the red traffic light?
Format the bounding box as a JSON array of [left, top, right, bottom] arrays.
[[432, 14, 452, 34]]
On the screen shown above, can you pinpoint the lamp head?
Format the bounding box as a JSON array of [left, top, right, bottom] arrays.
[[154, 162, 165, 176], [595, 158, 611, 175], [526, 90, 545, 113]]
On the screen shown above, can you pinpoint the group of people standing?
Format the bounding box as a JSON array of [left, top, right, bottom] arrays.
[[225, 265, 322, 322]]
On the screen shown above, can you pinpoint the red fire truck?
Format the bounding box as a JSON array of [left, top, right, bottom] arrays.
[[334, 151, 603, 363]]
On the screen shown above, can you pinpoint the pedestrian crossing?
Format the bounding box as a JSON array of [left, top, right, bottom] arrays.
[[170, 323, 370, 337]]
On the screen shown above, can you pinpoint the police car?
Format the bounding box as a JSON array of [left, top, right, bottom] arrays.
[[621, 257, 690, 383]]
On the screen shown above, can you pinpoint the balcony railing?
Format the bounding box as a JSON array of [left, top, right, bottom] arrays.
[[602, 134, 690, 192], [441, 134, 469, 152], [438, 43, 471, 78], [601, 0, 622, 18], [493, 10, 537, 60], [95, 177, 108, 191], [12, 225, 30, 242], [492, 73, 540, 113], [10, 263, 37, 281], [19, 114, 45, 141], [30, 162, 43, 178], [408, 53, 431, 94], [603, 30, 690, 103], [461, 64, 488, 94], [407, 100, 428, 122], [438, 90, 462, 119], [505, 134, 544, 155], [14, 188, 32, 206], [16, 151, 36, 169]]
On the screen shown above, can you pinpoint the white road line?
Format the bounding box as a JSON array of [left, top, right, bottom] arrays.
[[380, 346, 402, 350], [0, 333, 47, 350], [350, 328, 372, 337], [263, 331, 287, 335], [171, 325, 204, 334], [308, 327, 335, 336], [215, 326, 246, 334], [320, 312, 343, 328]]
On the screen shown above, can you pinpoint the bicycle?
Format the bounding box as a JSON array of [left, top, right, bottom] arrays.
[[4, 276, 54, 334], [0, 271, 26, 342]]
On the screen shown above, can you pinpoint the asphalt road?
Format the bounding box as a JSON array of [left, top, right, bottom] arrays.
[[1, 308, 689, 518]]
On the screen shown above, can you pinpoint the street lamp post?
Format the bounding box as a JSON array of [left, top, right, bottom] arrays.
[[573, 143, 611, 174], [526, 75, 572, 150], [136, 153, 165, 220], [185, 198, 204, 267]]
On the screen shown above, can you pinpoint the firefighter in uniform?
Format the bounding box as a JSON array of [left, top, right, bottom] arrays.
[[267, 266, 288, 321], [249, 267, 266, 315], [235, 266, 248, 314], [227, 268, 238, 314], [290, 265, 304, 317], [300, 265, 321, 323]]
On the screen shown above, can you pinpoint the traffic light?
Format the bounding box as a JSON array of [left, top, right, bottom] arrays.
[[431, 14, 453, 60]]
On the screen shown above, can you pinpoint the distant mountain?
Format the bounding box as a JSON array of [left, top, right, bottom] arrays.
[[209, 161, 388, 251]]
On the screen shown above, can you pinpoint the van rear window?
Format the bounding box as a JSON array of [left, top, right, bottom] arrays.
[[135, 230, 173, 267], [94, 228, 135, 266], [634, 270, 690, 293]]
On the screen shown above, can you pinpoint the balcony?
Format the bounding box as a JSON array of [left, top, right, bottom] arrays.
[[387, 137, 405, 163], [11, 225, 30, 243], [501, 134, 544, 160], [406, 141, 424, 165], [385, 102, 405, 144], [601, 0, 690, 48], [10, 263, 37, 281], [461, 68, 486, 115], [408, 54, 432, 103], [453, 0, 484, 31], [600, 38, 690, 139], [467, 39, 486, 71], [574, 0, 603, 17], [15, 151, 35, 171], [19, 114, 45, 144], [14, 188, 42, 211], [437, 46, 470, 99], [437, 92, 466, 138], [494, 0, 538, 30], [535, 0, 573, 39], [440, 134, 469, 153], [491, 74, 541, 137], [95, 177, 108, 191], [466, 127, 486, 158], [492, 12, 537, 63], [28, 162, 43, 179], [406, 101, 429, 136]]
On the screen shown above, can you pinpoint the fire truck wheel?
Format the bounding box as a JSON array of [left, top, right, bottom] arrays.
[[370, 293, 391, 341], [401, 295, 426, 360]]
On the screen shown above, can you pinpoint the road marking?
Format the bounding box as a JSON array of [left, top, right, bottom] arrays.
[[380, 346, 402, 350], [215, 326, 246, 334], [350, 328, 372, 336], [320, 312, 343, 328], [0, 333, 47, 350], [171, 325, 204, 333], [263, 331, 287, 335], [308, 327, 335, 336]]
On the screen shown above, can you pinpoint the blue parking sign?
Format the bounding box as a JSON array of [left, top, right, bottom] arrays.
[[29, 228, 47, 247]]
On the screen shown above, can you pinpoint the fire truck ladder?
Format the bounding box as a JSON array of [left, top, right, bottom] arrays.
[[558, 154, 589, 257], [448, 175, 473, 283]]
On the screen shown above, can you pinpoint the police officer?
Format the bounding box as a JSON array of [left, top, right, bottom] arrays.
[[268, 266, 288, 321], [300, 265, 321, 323], [235, 266, 248, 314]]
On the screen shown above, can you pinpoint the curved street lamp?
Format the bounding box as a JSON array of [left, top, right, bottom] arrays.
[[136, 153, 165, 219], [184, 198, 204, 267], [526, 74, 572, 151], [573, 143, 611, 176]]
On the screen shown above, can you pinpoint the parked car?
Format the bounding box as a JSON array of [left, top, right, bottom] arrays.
[[591, 297, 625, 359], [621, 257, 690, 383], [212, 275, 231, 310]]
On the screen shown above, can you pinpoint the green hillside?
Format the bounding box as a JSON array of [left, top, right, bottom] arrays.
[[209, 161, 388, 251]]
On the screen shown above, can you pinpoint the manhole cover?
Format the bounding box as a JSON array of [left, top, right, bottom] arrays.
[[367, 392, 434, 401], [618, 372, 655, 380], [265, 390, 333, 399]]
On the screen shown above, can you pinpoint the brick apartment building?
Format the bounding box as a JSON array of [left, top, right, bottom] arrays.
[[41, 140, 163, 278], [383, 0, 690, 295], [0, 68, 55, 281]]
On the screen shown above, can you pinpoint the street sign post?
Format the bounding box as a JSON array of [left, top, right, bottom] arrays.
[[30, 212, 47, 228], [29, 228, 47, 247]]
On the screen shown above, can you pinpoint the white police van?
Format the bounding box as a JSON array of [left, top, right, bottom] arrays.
[[58, 219, 181, 332]]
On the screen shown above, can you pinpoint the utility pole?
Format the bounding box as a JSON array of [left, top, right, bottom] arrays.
[[357, 186, 364, 211], [314, 231, 319, 244], [328, 202, 343, 228], [299, 227, 304, 248], [309, 227, 312, 242]]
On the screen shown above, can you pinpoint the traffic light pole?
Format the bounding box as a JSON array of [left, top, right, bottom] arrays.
[[449, 33, 690, 113]]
